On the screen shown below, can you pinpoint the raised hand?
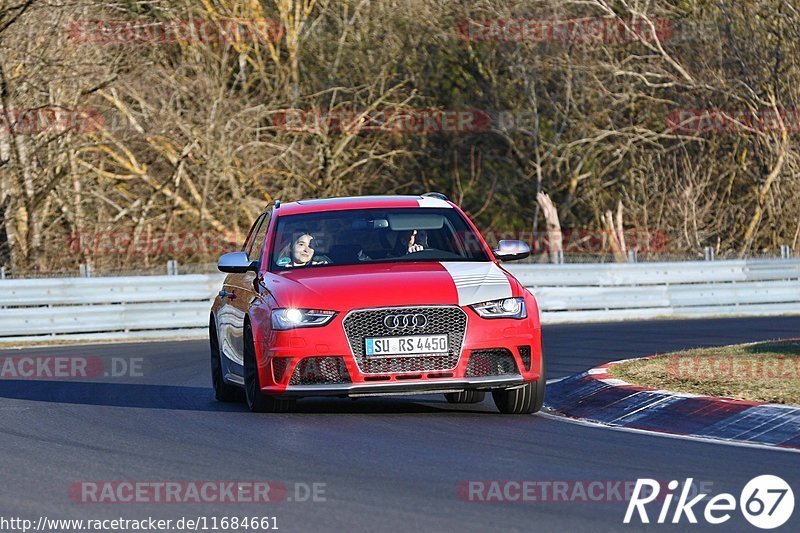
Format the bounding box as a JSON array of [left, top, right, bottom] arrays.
[[407, 230, 423, 253]]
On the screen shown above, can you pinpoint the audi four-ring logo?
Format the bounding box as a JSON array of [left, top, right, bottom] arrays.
[[383, 313, 428, 329]]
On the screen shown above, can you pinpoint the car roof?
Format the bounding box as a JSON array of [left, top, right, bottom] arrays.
[[275, 195, 453, 216]]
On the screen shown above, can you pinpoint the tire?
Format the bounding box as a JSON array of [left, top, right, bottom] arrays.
[[210, 318, 242, 402], [492, 343, 546, 415], [444, 390, 486, 404], [243, 322, 295, 413]]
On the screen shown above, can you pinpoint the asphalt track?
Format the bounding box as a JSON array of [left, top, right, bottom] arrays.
[[1, 317, 799, 532]]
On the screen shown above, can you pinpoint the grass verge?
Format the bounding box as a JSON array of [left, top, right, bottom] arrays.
[[608, 340, 800, 405]]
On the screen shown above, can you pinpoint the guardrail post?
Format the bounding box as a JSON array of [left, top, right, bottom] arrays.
[[781, 244, 792, 259], [704, 247, 714, 261], [79, 263, 92, 277], [167, 259, 178, 275], [627, 250, 638, 263], [0, 266, 5, 279]]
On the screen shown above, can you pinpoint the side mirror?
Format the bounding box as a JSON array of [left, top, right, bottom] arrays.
[[493, 240, 531, 261], [217, 251, 259, 273]]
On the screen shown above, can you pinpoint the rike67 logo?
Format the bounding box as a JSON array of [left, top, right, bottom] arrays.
[[624, 476, 794, 529]]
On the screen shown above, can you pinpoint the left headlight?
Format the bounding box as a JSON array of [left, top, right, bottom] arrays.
[[271, 308, 337, 330], [471, 297, 527, 319]]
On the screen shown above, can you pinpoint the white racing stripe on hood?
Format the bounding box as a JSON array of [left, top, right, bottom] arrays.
[[440, 262, 512, 306]]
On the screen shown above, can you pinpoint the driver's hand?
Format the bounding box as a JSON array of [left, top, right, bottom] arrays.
[[407, 230, 423, 253]]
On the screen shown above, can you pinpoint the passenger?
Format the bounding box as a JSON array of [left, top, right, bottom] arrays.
[[406, 229, 427, 254], [276, 232, 331, 267]]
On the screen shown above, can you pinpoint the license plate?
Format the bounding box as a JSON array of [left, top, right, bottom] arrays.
[[365, 334, 448, 356]]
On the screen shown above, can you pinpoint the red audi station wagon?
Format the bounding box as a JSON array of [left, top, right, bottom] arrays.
[[210, 194, 544, 414]]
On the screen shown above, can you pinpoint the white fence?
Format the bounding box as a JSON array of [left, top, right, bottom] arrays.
[[0, 259, 798, 342]]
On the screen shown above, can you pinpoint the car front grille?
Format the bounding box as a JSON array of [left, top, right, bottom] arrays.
[[465, 349, 520, 377], [343, 306, 467, 374], [289, 357, 351, 385]]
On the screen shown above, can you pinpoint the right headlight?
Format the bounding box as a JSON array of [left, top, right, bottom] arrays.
[[470, 297, 527, 319], [271, 308, 337, 330]]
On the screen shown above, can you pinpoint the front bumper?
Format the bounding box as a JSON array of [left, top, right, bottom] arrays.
[[253, 302, 542, 398]]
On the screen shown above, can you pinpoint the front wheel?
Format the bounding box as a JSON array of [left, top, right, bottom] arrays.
[[243, 323, 295, 413], [492, 344, 546, 414], [444, 390, 486, 404]]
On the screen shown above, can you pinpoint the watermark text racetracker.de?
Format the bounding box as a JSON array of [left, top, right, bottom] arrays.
[[457, 479, 713, 503], [667, 356, 800, 381], [67, 230, 240, 257], [69, 18, 282, 45], [271, 108, 492, 134], [456, 17, 675, 44], [667, 109, 800, 134], [0, 356, 144, 380], [70, 480, 326, 504], [477, 228, 669, 255], [1, 108, 104, 134]]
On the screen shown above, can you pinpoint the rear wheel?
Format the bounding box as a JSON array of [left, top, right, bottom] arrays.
[[210, 318, 242, 402], [243, 322, 295, 413], [492, 343, 546, 414], [444, 390, 486, 404]]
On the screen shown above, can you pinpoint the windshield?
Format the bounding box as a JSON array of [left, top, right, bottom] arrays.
[[270, 208, 490, 270]]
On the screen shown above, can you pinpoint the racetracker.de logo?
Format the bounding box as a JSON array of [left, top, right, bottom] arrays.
[[456, 17, 675, 43], [271, 109, 492, 134], [1, 108, 103, 134], [69, 481, 327, 504], [475, 229, 670, 254], [0, 356, 143, 380], [667, 109, 800, 134], [67, 230, 239, 257], [68, 18, 282, 45], [456, 480, 712, 503], [666, 356, 800, 381], [70, 481, 286, 504]]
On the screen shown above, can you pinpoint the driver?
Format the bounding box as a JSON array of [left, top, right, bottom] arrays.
[[276, 231, 331, 267]]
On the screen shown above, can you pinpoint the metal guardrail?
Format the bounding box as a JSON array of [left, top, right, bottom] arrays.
[[512, 259, 800, 324], [0, 275, 225, 341], [0, 259, 798, 341]]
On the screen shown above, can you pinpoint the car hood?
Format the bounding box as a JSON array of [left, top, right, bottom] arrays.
[[266, 261, 515, 309]]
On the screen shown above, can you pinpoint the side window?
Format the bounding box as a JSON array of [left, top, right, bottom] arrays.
[[242, 213, 265, 256], [249, 212, 271, 262]]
